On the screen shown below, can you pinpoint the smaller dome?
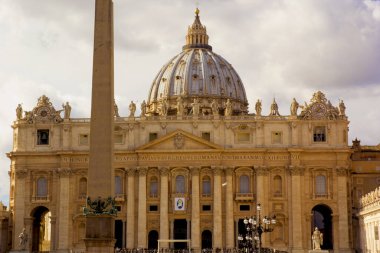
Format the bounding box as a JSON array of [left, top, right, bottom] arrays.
[[146, 9, 248, 116]]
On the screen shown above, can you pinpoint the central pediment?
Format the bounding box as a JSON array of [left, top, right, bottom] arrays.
[[137, 129, 222, 151]]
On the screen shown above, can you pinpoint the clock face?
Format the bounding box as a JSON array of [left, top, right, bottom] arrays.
[[311, 103, 327, 119]]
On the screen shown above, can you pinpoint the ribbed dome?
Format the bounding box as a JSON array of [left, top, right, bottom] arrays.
[[146, 9, 248, 116]]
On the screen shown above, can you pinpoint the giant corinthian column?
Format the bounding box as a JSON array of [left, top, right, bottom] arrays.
[[85, 0, 115, 252]]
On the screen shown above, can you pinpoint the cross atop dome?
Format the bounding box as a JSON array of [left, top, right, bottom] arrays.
[[183, 8, 212, 51]]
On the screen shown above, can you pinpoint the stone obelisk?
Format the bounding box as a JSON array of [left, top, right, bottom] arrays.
[[85, 0, 115, 252]]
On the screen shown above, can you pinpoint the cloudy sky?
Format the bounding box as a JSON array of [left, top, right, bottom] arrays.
[[0, 0, 379, 205]]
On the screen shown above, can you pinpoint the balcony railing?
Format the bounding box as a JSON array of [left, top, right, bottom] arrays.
[[32, 195, 50, 203], [235, 193, 255, 201], [115, 194, 126, 202], [313, 193, 330, 199]]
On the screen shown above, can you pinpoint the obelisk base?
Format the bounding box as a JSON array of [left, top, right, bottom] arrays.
[[85, 216, 115, 253]]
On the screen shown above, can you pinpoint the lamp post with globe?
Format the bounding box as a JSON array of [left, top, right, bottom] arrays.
[[238, 203, 276, 253]]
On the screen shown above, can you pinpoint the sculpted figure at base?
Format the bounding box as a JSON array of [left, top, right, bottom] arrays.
[[255, 99, 262, 116], [19, 228, 28, 250], [312, 227, 323, 250], [290, 98, 299, 116], [16, 104, 23, 120], [62, 102, 71, 119], [129, 101, 136, 118]]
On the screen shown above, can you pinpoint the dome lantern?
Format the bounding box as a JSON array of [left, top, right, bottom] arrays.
[[183, 8, 212, 51]]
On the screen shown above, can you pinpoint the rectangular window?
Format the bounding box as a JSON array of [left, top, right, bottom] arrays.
[[240, 205, 250, 211], [79, 134, 89, 146], [37, 129, 50, 145], [202, 205, 211, 211], [116, 206, 122, 212], [236, 132, 250, 143], [149, 205, 158, 212], [114, 134, 124, 144], [149, 133, 158, 141], [201, 132, 211, 141], [313, 126, 326, 142], [272, 131, 283, 144]]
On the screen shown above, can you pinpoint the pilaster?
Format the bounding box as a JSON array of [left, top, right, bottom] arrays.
[[336, 167, 350, 251], [225, 167, 235, 249], [126, 168, 135, 249], [190, 167, 200, 250], [213, 166, 223, 248], [56, 168, 72, 251], [159, 167, 169, 249], [137, 167, 147, 248]]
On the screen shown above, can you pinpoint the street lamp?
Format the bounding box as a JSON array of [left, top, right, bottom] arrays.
[[238, 203, 276, 253]]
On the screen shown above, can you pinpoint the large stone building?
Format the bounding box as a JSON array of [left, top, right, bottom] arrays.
[[4, 8, 380, 253]]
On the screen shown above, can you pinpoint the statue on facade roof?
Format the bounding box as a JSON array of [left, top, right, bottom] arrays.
[[339, 99, 346, 116], [62, 102, 72, 119], [141, 100, 147, 117], [113, 100, 120, 117], [290, 98, 299, 116], [16, 104, 23, 120], [211, 99, 219, 116], [129, 101, 136, 118], [161, 99, 168, 116], [269, 98, 280, 116], [225, 99, 232, 116], [255, 99, 262, 116], [177, 97, 184, 116], [192, 98, 200, 116]]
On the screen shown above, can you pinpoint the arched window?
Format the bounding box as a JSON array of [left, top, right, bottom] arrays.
[[176, 175, 185, 193], [202, 176, 211, 196], [115, 176, 123, 195], [36, 177, 48, 197], [315, 175, 327, 196], [79, 178, 87, 198], [273, 175, 282, 197], [239, 175, 250, 193], [150, 176, 158, 197]]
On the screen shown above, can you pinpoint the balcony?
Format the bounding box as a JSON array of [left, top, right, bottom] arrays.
[[314, 193, 330, 199], [32, 195, 50, 203], [235, 193, 255, 201], [115, 194, 126, 202]]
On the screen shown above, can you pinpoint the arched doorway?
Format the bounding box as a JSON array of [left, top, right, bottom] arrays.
[[201, 230, 212, 249], [312, 204, 333, 249], [148, 230, 159, 249], [31, 206, 51, 252]]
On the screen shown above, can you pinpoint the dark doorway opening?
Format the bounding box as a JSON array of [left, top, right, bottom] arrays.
[[174, 219, 187, 249], [115, 220, 123, 249], [237, 219, 246, 249], [148, 230, 159, 249], [31, 206, 50, 252], [312, 204, 333, 249], [201, 230, 212, 249]]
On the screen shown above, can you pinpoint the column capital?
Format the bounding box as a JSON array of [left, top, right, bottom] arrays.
[[137, 167, 148, 176], [336, 166, 349, 176], [212, 166, 223, 175], [55, 168, 72, 178], [254, 166, 269, 176], [15, 169, 28, 179], [159, 167, 170, 176], [126, 167, 136, 176], [190, 166, 200, 175], [224, 166, 234, 175], [288, 166, 305, 176]]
